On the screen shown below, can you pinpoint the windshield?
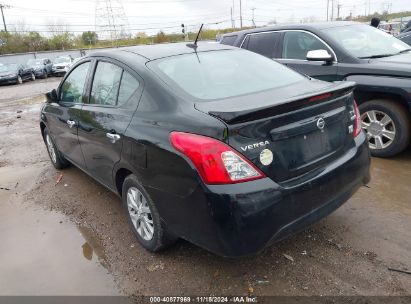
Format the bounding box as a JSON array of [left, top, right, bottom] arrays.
[[152, 49, 305, 100], [0, 64, 18, 72], [323, 24, 410, 58], [27, 59, 43, 66], [54, 57, 70, 64]]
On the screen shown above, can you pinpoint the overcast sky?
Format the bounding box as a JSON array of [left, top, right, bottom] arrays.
[[2, 0, 411, 36]]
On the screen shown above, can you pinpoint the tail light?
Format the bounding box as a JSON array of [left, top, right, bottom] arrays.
[[353, 100, 362, 137], [170, 132, 265, 185]]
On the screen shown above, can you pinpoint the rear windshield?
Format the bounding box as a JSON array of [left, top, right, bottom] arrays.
[[151, 49, 305, 100], [220, 35, 237, 45]]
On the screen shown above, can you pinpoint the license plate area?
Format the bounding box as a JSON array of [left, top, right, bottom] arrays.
[[274, 120, 346, 172]]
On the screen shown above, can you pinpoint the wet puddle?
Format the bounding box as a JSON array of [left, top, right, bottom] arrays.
[[0, 165, 120, 295]]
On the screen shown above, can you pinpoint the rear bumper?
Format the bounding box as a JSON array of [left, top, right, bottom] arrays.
[[149, 133, 370, 257], [52, 67, 69, 75], [52, 71, 66, 76]]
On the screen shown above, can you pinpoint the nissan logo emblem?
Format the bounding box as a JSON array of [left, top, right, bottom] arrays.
[[316, 117, 326, 130]]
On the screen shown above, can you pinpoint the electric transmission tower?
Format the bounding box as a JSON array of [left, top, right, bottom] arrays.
[[95, 0, 130, 41]]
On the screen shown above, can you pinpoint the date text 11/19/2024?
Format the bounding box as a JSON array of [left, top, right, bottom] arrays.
[[149, 296, 258, 303]]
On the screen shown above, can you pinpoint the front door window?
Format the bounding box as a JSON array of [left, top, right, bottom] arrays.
[[60, 62, 90, 103], [282, 31, 331, 60]]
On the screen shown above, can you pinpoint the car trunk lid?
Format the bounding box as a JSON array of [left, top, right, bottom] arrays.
[[195, 81, 357, 183]]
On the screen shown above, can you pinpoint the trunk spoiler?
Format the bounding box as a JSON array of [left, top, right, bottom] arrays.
[[195, 81, 355, 124]]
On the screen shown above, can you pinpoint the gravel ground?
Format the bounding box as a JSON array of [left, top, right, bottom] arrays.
[[0, 81, 410, 298]]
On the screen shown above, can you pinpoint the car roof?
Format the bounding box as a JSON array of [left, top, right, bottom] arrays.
[[222, 21, 362, 37], [90, 41, 236, 61]]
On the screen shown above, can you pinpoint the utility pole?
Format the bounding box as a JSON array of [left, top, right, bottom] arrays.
[[0, 4, 10, 32], [95, 0, 129, 41], [239, 0, 243, 29], [331, 0, 334, 21], [232, 0, 235, 28], [251, 7, 256, 27], [337, 3, 342, 20], [327, 0, 329, 21], [231, 7, 234, 28]]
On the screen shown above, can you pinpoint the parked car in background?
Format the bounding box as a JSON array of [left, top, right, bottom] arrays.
[[221, 22, 411, 157], [72, 57, 82, 65], [40, 42, 370, 257], [27, 58, 53, 79], [398, 31, 411, 46], [52, 56, 73, 76], [378, 21, 403, 36], [0, 63, 35, 85], [27, 58, 53, 78]]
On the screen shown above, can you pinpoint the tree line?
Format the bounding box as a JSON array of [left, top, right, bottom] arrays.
[[0, 27, 241, 55]]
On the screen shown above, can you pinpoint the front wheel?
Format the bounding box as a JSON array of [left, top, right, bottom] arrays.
[[43, 70, 48, 79], [16, 75, 23, 84], [43, 128, 70, 169], [122, 174, 177, 252], [31, 72, 35, 81], [360, 100, 411, 157]]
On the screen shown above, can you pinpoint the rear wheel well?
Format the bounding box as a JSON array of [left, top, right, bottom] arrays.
[[354, 91, 410, 112], [115, 168, 133, 197]]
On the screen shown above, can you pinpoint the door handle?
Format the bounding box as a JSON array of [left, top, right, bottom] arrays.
[[67, 120, 76, 128], [106, 132, 121, 143]]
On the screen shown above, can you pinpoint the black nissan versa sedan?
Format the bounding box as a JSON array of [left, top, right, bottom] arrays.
[[221, 22, 411, 157], [40, 42, 370, 257]]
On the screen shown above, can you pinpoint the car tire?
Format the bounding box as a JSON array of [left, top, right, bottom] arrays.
[[43, 128, 70, 169], [31, 72, 35, 81], [359, 99, 411, 157], [43, 70, 48, 79], [16, 75, 22, 84], [122, 174, 177, 252]]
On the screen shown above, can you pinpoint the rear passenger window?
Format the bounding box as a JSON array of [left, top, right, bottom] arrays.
[[117, 71, 140, 106], [242, 32, 280, 58], [90, 62, 122, 106], [220, 35, 237, 46]]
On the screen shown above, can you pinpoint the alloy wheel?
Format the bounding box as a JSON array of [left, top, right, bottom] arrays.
[[17, 75, 22, 84], [127, 187, 154, 241], [361, 110, 396, 150], [31, 73, 35, 81], [45, 134, 57, 164]]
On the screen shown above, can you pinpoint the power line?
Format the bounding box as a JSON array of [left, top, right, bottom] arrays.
[[5, 13, 229, 27], [6, 19, 233, 34]]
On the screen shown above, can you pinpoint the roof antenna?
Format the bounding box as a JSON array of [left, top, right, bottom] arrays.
[[187, 23, 204, 49]]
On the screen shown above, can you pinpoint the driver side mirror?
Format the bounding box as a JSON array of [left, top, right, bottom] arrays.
[[306, 49, 333, 62], [46, 89, 58, 103]]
